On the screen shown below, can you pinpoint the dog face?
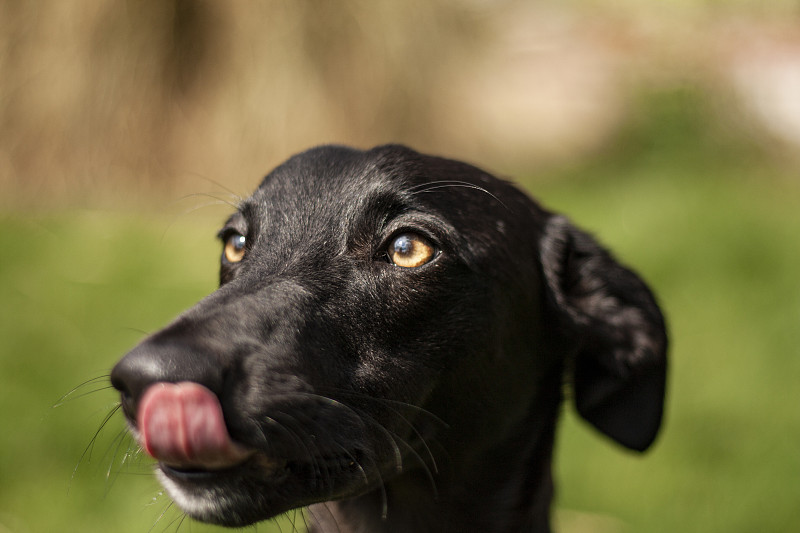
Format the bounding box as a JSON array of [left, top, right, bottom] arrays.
[[111, 145, 667, 527]]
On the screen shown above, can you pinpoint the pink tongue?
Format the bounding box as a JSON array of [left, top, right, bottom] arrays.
[[138, 382, 252, 470]]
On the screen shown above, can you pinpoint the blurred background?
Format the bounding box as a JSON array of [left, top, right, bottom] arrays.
[[1, 1, 799, 532]]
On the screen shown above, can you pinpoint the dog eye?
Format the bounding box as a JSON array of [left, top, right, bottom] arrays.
[[388, 233, 436, 268], [223, 233, 247, 263]]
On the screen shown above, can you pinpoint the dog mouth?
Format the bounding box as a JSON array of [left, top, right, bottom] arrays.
[[158, 453, 286, 481], [158, 452, 359, 484], [136, 381, 365, 492], [132, 381, 385, 527]]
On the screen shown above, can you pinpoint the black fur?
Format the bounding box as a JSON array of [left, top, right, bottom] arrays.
[[111, 144, 667, 532]]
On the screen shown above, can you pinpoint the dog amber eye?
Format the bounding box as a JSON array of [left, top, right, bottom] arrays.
[[223, 233, 246, 263], [389, 233, 436, 268]]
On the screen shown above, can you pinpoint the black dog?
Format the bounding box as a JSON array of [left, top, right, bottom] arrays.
[[111, 144, 667, 533]]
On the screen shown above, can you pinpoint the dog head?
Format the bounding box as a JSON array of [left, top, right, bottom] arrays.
[[111, 144, 667, 527]]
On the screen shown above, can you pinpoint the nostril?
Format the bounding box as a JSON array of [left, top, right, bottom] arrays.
[[110, 364, 138, 423], [110, 346, 159, 423], [110, 358, 138, 401], [110, 371, 128, 396]]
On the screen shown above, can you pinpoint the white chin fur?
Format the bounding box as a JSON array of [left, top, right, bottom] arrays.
[[156, 469, 223, 521]]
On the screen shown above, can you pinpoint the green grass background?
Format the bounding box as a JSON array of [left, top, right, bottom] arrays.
[[2, 97, 800, 532]]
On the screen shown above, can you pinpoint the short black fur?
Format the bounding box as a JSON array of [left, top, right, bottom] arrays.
[[111, 144, 667, 532]]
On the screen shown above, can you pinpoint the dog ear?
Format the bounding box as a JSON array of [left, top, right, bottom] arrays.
[[540, 216, 667, 452]]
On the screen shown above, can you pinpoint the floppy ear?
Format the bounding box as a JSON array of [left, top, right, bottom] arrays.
[[540, 215, 667, 452]]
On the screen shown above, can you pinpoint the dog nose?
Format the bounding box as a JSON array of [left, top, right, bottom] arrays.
[[110, 338, 224, 424], [111, 342, 169, 423], [111, 343, 164, 404]]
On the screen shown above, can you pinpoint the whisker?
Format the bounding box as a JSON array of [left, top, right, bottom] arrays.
[[181, 172, 245, 205], [321, 388, 449, 477], [325, 389, 449, 429], [280, 508, 306, 533], [408, 179, 472, 192], [298, 508, 311, 533], [53, 375, 112, 408], [290, 393, 403, 519], [147, 500, 175, 533], [173, 194, 239, 213], [316, 390, 444, 507], [346, 403, 442, 504], [389, 429, 439, 499], [284, 410, 354, 497], [295, 393, 404, 474], [175, 512, 188, 532], [370, 401, 440, 475], [306, 502, 344, 533], [262, 412, 325, 484], [157, 502, 188, 533], [71, 403, 122, 483], [53, 385, 115, 407], [279, 409, 342, 496], [333, 440, 370, 487], [145, 489, 169, 509], [119, 435, 142, 468], [104, 428, 132, 490], [99, 426, 150, 491], [274, 513, 286, 533], [121, 326, 152, 338], [410, 180, 510, 210], [159, 192, 240, 245]]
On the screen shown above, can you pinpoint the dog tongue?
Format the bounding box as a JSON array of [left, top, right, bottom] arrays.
[[138, 382, 252, 470]]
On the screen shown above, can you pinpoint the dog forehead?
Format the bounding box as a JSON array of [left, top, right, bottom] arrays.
[[240, 154, 361, 237], [249, 144, 524, 213], [242, 145, 545, 260]]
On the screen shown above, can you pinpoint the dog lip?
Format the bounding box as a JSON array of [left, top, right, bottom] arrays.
[[160, 463, 227, 481], [159, 453, 289, 483]]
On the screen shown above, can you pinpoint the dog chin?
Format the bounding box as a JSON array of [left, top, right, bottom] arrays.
[[156, 468, 260, 527]]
